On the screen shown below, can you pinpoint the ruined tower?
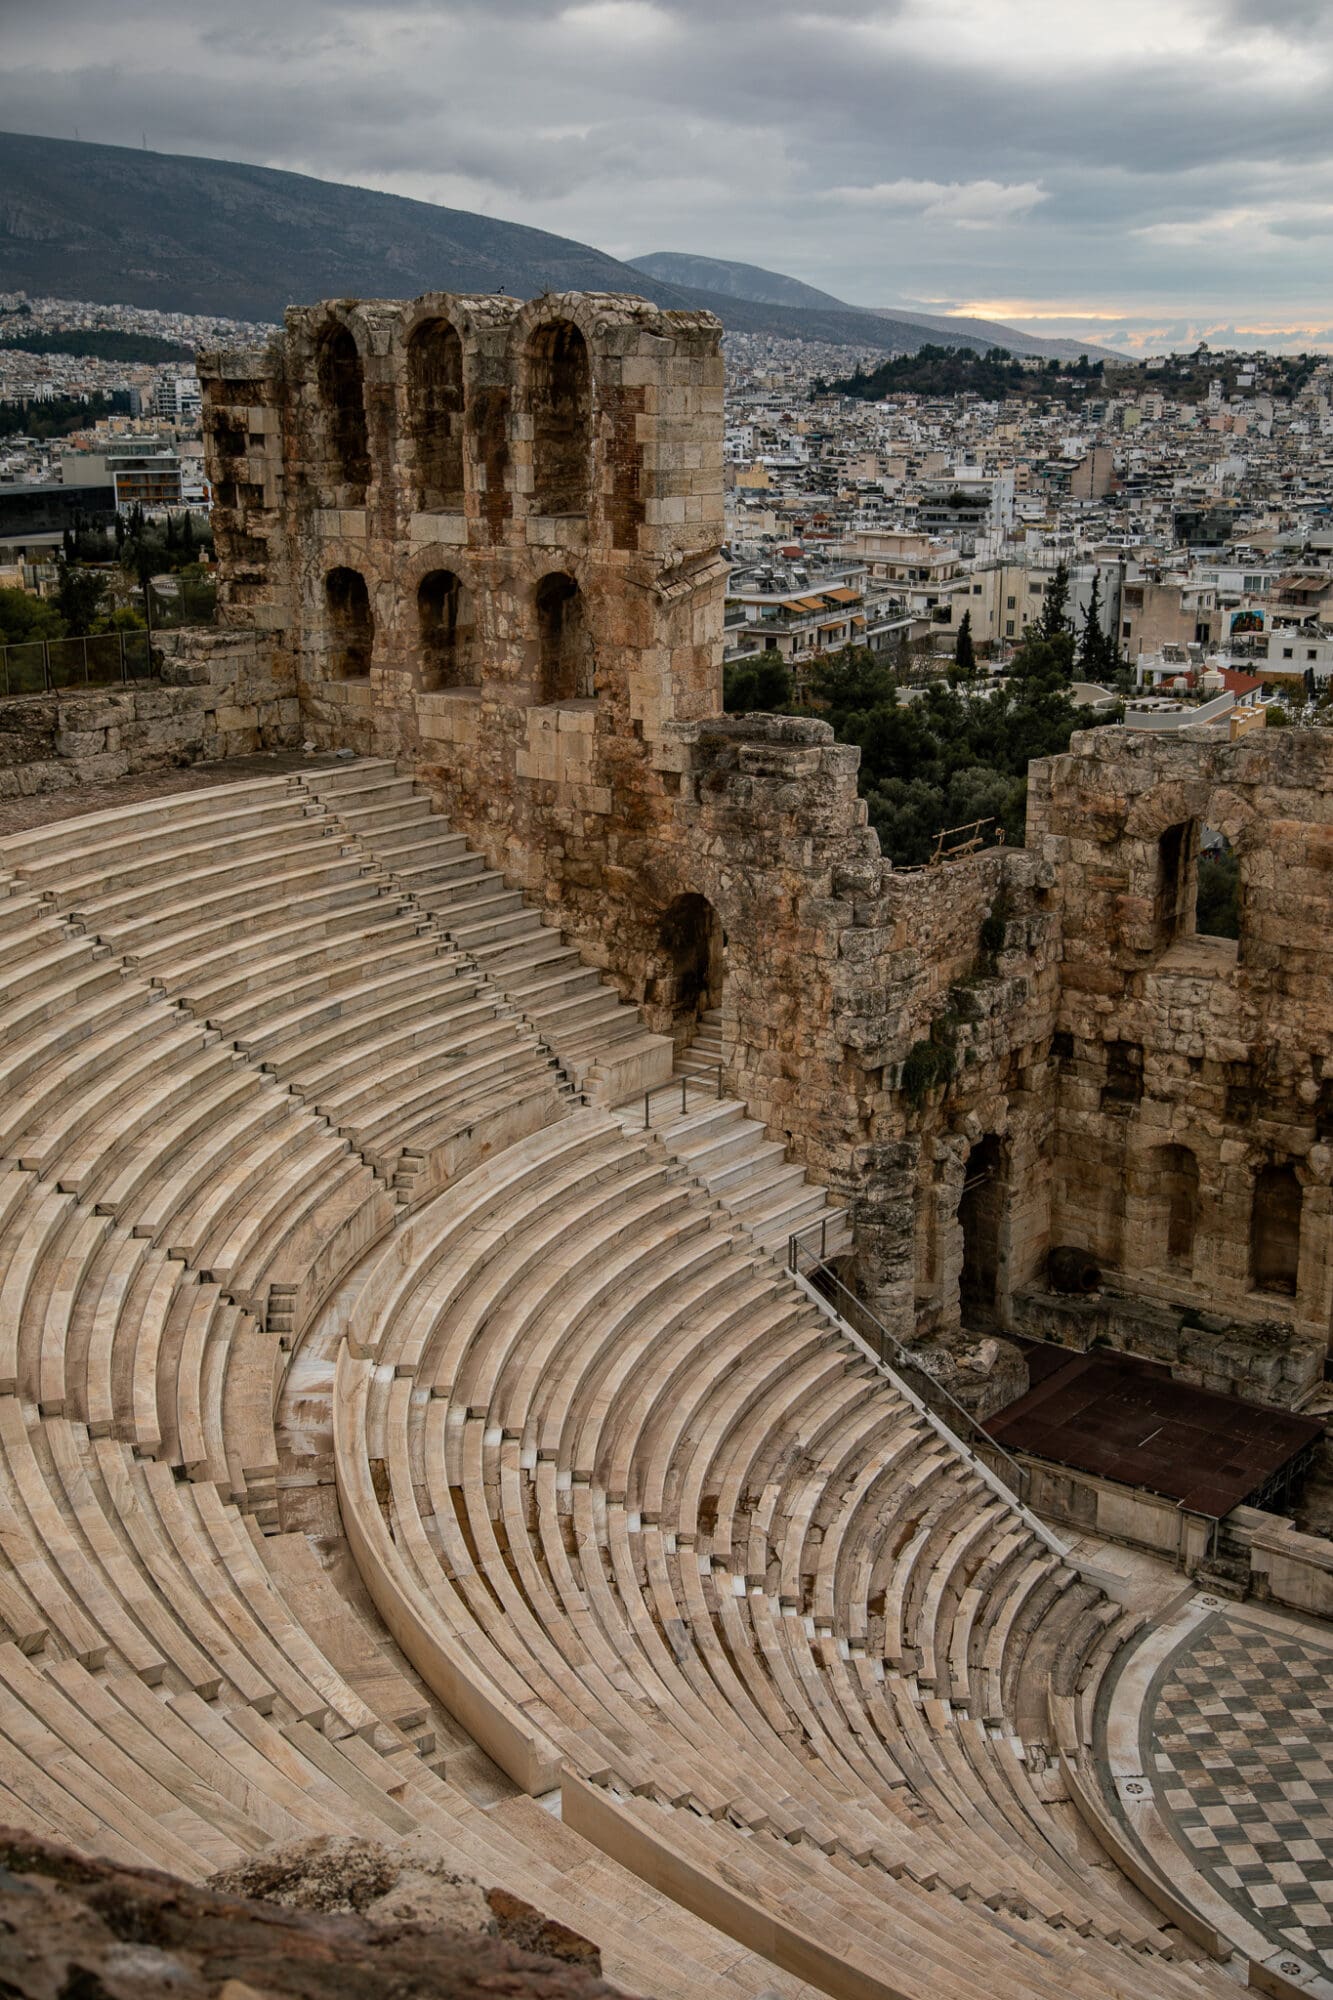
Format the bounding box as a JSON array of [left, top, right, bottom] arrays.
[[198, 292, 1333, 1410]]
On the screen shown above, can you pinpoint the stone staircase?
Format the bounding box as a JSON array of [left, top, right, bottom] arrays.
[[676, 1004, 725, 1081], [297, 763, 674, 1113], [616, 1079, 852, 1263]]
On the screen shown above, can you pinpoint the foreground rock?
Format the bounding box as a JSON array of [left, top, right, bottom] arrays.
[[0, 1829, 631, 2000]]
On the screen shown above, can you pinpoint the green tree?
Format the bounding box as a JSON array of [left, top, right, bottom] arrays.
[[807, 645, 899, 726], [54, 562, 107, 639], [723, 650, 792, 714], [94, 604, 147, 636], [1038, 561, 1071, 641], [1196, 851, 1240, 938], [952, 609, 977, 682], [1009, 628, 1075, 690], [0, 586, 64, 648], [1077, 573, 1106, 678]]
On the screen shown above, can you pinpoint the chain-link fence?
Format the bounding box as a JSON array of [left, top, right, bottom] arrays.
[[0, 629, 158, 699]]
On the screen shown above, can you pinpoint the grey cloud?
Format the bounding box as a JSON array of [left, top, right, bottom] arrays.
[[3, 0, 1333, 337]]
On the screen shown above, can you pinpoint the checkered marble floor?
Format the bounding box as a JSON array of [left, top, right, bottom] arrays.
[[1147, 1612, 1333, 1971]]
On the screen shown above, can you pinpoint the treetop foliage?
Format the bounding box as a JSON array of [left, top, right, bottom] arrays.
[[820, 344, 1107, 404], [0, 392, 129, 442], [0, 328, 195, 364], [718, 626, 1118, 867]]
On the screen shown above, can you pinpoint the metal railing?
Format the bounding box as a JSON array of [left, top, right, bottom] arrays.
[[787, 1217, 1031, 1510], [0, 629, 158, 700], [927, 815, 1002, 864], [146, 577, 217, 630], [644, 1062, 725, 1129]]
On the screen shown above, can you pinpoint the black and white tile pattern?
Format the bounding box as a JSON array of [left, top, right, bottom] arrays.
[[1149, 1614, 1333, 1971]]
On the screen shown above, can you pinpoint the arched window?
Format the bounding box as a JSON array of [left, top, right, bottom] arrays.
[[528, 320, 591, 515], [407, 319, 464, 511], [1251, 1163, 1301, 1296], [417, 570, 474, 691], [1156, 818, 1242, 948], [1156, 819, 1199, 944], [535, 572, 593, 702], [657, 893, 725, 1042], [1153, 1143, 1199, 1270], [315, 324, 370, 501], [325, 567, 373, 680], [959, 1135, 1004, 1326]]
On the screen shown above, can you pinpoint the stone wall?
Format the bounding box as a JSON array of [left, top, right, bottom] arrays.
[[197, 295, 1063, 1357], [1031, 724, 1333, 1388], [0, 630, 297, 800], [196, 290, 1332, 1405]]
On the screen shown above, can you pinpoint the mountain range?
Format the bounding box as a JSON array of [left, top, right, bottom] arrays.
[[630, 252, 1119, 362], [0, 129, 1114, 363]]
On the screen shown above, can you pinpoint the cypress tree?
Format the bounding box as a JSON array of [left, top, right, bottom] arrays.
[[1039, 560, 1071, 640], [1078, 574, 1104, 676], [954, 609, 977, 680]]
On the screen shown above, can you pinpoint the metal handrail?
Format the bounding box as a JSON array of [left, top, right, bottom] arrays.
[[787, 1217, 1031, 1510], [644, 1062, 725, 1130], [0, 629, 158, 700]]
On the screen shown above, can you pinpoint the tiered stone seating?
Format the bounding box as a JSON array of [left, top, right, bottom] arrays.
[[0, 794, 811, 1998], [0, 779, 568, 1201], [300, 763, 674, 1108], [0, 777, 1238, 1999], [330, 1106, 1232, 2000], [621, 1079, 853, 1259]]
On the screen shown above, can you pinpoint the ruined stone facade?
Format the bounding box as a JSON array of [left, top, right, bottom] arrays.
[[1029, 726, 1333, 1401], [194, 292, 1333, 1409]]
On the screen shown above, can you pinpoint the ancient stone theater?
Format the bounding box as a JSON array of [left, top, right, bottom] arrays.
[[0, 289, 1331, 1999]]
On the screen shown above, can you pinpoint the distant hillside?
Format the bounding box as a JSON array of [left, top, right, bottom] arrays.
[[632, 251, 850, 314], [0, 130, 967, 357], [634, 250, 1120, 364]]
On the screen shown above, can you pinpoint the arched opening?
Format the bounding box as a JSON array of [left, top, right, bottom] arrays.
[[417, 570, 474, 691], [1152, 1143, 1199, 1271], [1155, 818, 1199, 944], [1251, 1163, 1302, 1296], [325, 567, 373, 681], [316, 324, 370, 501], [1196, 826, 1241, 940], [959, 1135, 1004, 1327], [535, 572, 593, 703], [657, 893, 725, 1047], [529, 320, 591, 515], [407, 319, 464, 511]]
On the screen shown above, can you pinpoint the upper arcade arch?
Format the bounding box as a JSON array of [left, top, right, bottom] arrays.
[[406, 317, 465, 513], [315, 320, 370, 503], [526, 318, 592, 517]]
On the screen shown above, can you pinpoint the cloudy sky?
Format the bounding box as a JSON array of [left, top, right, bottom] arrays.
[[5, 0, 1333, 352]]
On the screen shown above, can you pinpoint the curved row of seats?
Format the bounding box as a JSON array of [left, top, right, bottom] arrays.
[[0, 799, 796, 1999], [0, 770, 1231, 1999], [1, 772, 571, 1200], [329, 1105, 1231, 2000], [298, 764, 674, 1109]]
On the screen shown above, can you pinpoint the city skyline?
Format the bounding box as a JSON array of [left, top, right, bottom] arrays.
[[4, 0, 1333, 354]]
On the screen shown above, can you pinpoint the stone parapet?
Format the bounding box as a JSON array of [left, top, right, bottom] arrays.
[[0, 630, 299, 801]]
